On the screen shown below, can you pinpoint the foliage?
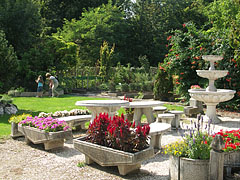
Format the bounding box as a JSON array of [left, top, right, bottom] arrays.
[[0, 0, 42, 58], [86, 113, 150, 153], [8, 113, 32, 124], [213, 129, 240, 152], [99, 41, 115, 82], [19, 116, 71, 132], [153, 64, 173, 101], [39, 0, 108, 34], [0, 30, 18, 93], [164, 115, 213, 159], [56, 2, 130, 66], [0, 94, 13, 104]]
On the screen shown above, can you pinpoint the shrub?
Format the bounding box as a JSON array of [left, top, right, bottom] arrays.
[[154, 64, 173, 101], [8, 113, 32, 124], [86, 113, 150, 153]]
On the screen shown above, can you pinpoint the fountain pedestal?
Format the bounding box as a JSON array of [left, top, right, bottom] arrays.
[[188, 55, 235, 124]]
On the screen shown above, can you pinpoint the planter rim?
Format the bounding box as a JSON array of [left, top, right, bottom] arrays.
[[180, 157, 209, 162], [74, 136, 153, 155]]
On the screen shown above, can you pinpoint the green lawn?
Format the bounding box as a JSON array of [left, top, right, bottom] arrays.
[[0, 95, 108, 138], [0, 95, 184, 138]]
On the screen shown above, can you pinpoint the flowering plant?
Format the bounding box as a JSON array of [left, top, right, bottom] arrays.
[[19, 116, 70, 132], [8, 113, 32, 124], [190, 85, 201, 89], [213, 129, 240, 152], [164, 115, 213, 159], [86, 113, 150, 153]]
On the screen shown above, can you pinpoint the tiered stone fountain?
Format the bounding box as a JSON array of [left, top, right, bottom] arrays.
[[188, 55, 236, 124]]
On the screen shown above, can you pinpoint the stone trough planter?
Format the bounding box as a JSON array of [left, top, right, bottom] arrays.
[[18, 124, 72, 150], [11, 122, 23, 138], [74, 136, 154, 175]]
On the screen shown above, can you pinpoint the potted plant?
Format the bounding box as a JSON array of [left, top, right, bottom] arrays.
[[164, 115, 213, 180], [18, 116, 72, 150], [8, 113, 32, 138], [74, 113, 154, 175]]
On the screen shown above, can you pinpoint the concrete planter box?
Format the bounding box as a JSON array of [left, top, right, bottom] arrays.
[[18, 124, 72, 150], [11, 122, 23, 138], [169, 156, 209, 180], [74, 136, 154, 175]]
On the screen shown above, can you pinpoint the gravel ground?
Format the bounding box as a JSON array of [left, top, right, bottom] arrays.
[[0, 115, 239, 180]]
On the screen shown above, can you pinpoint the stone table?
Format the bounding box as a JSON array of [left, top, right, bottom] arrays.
[[75, 100, 129, 123], [125, 100, 164, 126], [169, 110, 184, 129]]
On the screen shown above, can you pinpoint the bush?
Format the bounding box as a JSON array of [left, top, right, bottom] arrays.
[[8, 113, 32, 124], [154, 64, 173, 101], [86, 113, 150, 153]]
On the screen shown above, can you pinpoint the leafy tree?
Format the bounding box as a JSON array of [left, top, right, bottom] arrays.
[[39, 0, 108, 34], [19, 35, 78, 90], [0, 30, 18, 93], [0, 0, 42, 58], [57, 2, 130, 66]]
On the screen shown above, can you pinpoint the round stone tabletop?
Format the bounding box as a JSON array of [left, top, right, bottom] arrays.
[[158, 114, 175, 118], [149, 122, 171, 135], [75, 100, 129, 107], [127, 100, 164, 108]]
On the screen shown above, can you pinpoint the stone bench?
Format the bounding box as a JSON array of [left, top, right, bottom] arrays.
[[57, 115, 92, 129], [168, 110, 184, 129], [153, 106, 167, 121], [157, 113, 175, 124], [149, 122, 171, 149]]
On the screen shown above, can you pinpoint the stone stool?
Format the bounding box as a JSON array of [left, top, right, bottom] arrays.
[[153, 106, 167, 122], [149, 122, 171, 149], [169, 110, 184, 129], [157, 114, 175, 130]]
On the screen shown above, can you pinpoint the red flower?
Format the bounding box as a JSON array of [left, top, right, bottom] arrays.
[[166, 44, 169, 48], [176, 82, 180, 85], [232, 59, 237, 63], [200, 47, 203, 51], [180, 72, 184, 75], [204, 141, 208, 145], [189, 47, 193, 50], [167, 36, 172, 41], [183, 24, 186, 28]]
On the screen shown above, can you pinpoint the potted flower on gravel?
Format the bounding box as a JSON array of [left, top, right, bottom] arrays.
[[18, 116, 72, 150], [164, 115, 213, 180], [74, 113, 154, 175], [8, 113, 32, 138]]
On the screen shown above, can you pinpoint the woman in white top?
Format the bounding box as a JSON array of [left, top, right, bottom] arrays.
[[45, 73, 59, 97]]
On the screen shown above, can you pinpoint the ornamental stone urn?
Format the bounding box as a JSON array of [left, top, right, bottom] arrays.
[[74, 136, 154, 175]]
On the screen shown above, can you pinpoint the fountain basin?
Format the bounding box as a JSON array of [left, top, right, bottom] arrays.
[[202, 55, 223, 62], [196, 70, 228, 80], [188, 89, 236, 104]]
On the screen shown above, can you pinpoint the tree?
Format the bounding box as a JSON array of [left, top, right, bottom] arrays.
[[57, 2, 130, 66], [39, 0, 108, 34], [0, 30, 18, 93], [0, 0, 43, 58]]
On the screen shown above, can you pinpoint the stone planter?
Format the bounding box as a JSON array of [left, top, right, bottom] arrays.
[[11, 122, 23, 138], [18, 124, 72, 150], [169, 156, 209, 180], [74, 136, 154, 175]]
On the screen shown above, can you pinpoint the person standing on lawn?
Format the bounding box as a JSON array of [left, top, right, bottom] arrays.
[[45, 73, 59, 97], [35, 75, 44, 97]]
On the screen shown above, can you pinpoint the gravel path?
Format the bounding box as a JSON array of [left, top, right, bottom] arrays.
[[1, 115, 239, 180]]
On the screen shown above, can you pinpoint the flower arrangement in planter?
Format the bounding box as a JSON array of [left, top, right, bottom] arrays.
[[74, 113, 154, 175], [190, 85, 201, 89], [18, 116, 72, 150], [213, 129, 240, 152], [164, 115, 213, 180], [8, 113, 32, 138]]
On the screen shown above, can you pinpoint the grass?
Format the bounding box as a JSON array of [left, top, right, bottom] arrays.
[[0, 95, 184, 138]]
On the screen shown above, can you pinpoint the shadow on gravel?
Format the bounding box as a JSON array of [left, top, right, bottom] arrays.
[[88, 163, 169, 180]]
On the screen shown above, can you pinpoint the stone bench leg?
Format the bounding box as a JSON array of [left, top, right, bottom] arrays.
[[150, 134, 163, 149], [85, 155, 94, 165], [118, 163, 141, 175], [142, 108, 154, 124], [133, 108, 143, 126], [44, 139, 64, 150], [171, 115, 180, 129]]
